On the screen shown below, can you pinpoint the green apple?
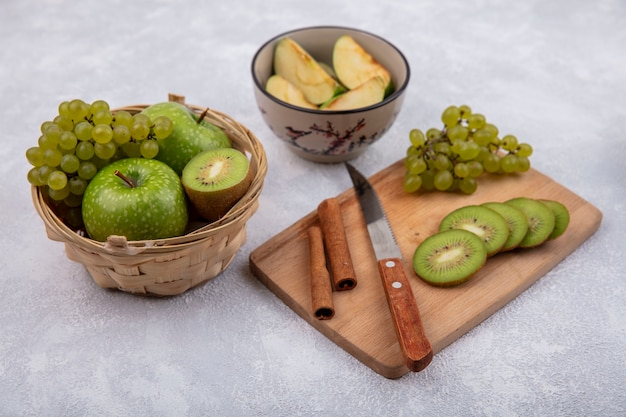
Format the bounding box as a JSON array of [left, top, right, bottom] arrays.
[[332, 35, 393, 94], [82, 158, 188, 242], [265, 74, 318, 109], [321, 76, 386, 111], [141, 102, 231, 175], [273, 37, 345, 105]]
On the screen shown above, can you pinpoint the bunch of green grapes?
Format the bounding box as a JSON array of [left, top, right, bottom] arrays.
[[26, 99, 173, 226], [403, 105, 533, 195]]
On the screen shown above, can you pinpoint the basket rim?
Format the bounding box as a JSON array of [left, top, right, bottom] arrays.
[[32, 101, 267, 254]]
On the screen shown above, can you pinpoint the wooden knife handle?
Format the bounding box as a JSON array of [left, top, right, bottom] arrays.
[[377, 258, 433, 372]]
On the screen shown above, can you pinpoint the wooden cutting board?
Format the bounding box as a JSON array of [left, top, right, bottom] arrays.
[[249, 160, 602, 379]]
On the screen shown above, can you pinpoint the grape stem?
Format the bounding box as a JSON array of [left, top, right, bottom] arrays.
[[114, 170, 135, 188]]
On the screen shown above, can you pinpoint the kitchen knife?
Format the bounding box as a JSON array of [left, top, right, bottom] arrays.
[[345, 162, 433, 372]]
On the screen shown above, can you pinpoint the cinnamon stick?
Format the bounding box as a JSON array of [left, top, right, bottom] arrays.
[[317, 197, 357, 291], [308, 226, 335, 320]]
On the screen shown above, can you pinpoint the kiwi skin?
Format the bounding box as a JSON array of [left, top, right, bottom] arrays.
[[505, 197, 556, 248], [439, 205, 510, 257], [413, 229, 488, 287], [481, 202, 529, 252], [539, 199, 570, 240], [182, 148, 253, 222]]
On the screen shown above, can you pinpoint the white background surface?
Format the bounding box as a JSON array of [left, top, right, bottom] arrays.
[[1, 0, 625, 416]]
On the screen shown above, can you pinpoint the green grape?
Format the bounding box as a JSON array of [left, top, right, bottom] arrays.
[[459, 177, 477, 194], [450, 139, 465, 155], [406, 145, 424, 158], [90, 156, 110, 170], [90, 99, 110, 115], [441, 105, 461, 128], [47, 170, 68, 191], [447, 124, 469, 141], [434, 142, 450, 155], [27, 167, 44, 186], [458, 104, 472, 119], [131, 119, 150, 141], [403, 173, 422, 193], [63, 192, 83, 208], [409, 128, 426, 147], [59, 131, 78, 150], [38, 134, 58, 150], [43, 148, 63, 167], [92, 110, 113, 126], [472, 128, 493, 146], [68, 99, 89, 122], [516, 143, 533, 157], [94, 141, 117, 159], [92, 124, 113, 144], [426, 128, 441, 141], [454, 162, 469, 178], [406, 155, 427, 175], [483, 153, 501, 173], [459, 141, 480, 161], [467, 113, 486, 130], [54, 114, 74, 131], [483, 123, 499, 139], [140, 140, 160, 159], [434, 154, 451, 171], [74, 121, 93, 141], [152, 115, 174, 140], [501, 135, 518, 151], [68, 176, 88, 195], [26, 147, 45, 167], [121, 142, 141, 158], [75, 141, 95, 160], [45, 123, 64, 142], [476, 146, 490, 162], [60, 153, 80, 173], [112, 125, 131, 144], [517, 156, 531, 172], [48, 184, 71, 201], [500, 153, 518, 173], [467, 161, 484, 178], [38, 165, 54, 183], [58, 101, 71, 117], [112, 110, 133, 127], [421, 170, 435, 191], [434, 170, 453, 191], [77, 161, 98, 180]]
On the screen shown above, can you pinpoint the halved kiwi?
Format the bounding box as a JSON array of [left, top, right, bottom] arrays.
[[538, 199, 570, 240], [182, 148, 253, 222], [413, 229, 488, 286], [438, 205, 510, 256], [481, 202, 529, 251], [505, 197, 556, 248]]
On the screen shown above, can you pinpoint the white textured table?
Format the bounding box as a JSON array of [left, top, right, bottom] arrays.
[[1, 0, 624, 415]]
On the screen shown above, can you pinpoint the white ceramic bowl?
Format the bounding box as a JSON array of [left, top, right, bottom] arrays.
[[251, 26, 410, 163]]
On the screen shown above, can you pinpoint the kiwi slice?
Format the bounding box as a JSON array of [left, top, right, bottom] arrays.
[[413, 229, 487, 286], [538, 199, 570, 240], [505, 197, 556, 248], [438, 205, 510, 256], [182, 148, 253, 222], [481, 202, 529, 251]]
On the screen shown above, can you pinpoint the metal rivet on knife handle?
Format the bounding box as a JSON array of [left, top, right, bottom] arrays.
[[317, 197, 357, 291], [308, 226, 335, 320]]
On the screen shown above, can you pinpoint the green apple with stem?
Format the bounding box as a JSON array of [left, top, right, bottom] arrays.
[[141, 102, 231, 176], [82, 158, 188, 242]]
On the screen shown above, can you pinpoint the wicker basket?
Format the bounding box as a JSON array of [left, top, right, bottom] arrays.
[[31, 95, 267, 296]]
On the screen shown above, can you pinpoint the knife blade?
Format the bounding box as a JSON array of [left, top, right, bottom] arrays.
[[345, 162, 433, 372]]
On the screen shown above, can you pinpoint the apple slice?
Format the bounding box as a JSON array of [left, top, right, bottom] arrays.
[[321, 76, 386, 111], [273, 37, 345, 105], [332, 35, 392, 93], [265, 74, 318, 109]]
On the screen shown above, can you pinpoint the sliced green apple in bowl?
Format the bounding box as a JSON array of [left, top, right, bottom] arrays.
[[332, 34, 394, 96], [321, 76, 387, 111], [273, 37, 346, 105], [265, 74, 318, 109]]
